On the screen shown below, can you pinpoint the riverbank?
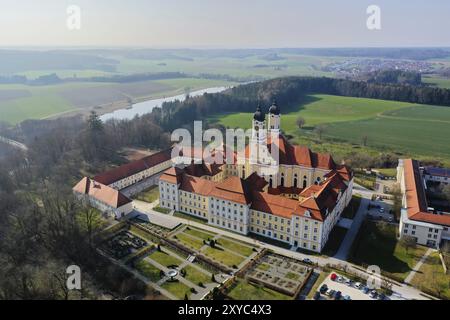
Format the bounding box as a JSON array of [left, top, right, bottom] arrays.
[[43, 82, 235, 122]]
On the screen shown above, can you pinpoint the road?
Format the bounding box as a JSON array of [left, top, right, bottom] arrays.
[[130, 199, 431, 300], [0, 136, 28, 151]]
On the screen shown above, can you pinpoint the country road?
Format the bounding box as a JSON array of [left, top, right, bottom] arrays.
[[0, 136, 28, 151]]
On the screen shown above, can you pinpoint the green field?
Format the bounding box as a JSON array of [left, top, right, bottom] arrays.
[[208, 94, 450, 164], [0, 77, 234, 125], [423, 76, 450, 89]]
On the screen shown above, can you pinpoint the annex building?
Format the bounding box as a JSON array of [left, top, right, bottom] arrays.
[[159, 102, 354, 253], [397, 159, 450, 248]]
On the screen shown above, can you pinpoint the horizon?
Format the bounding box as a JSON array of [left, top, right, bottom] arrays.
[[2, 0, 450, 47]]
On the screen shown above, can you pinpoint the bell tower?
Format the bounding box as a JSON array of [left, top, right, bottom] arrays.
[[252, 105, 266, 145], [268, 100, 281, 133]]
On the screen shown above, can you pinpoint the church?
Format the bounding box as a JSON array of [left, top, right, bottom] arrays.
[[159, 102, 354, 253]]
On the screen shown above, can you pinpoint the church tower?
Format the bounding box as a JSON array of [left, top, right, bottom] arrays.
[[268, 100, 281, 133], [252, 105, 266, 145]]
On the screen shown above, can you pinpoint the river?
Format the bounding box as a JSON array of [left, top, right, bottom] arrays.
[[100, 86, 229, 122]]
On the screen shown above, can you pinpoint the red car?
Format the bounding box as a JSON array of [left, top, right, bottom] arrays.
[[330, 273, 337, 281]]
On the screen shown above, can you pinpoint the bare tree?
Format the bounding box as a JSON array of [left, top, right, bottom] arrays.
[[314, 125, 326, 140], [362, 135, 368, 147], [400, 236, 417, 254], [296, 116, 306, 129]]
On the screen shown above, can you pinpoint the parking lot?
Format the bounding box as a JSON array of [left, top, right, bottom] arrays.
[[314, 273, 390, 301], [367, 199, 395, 223]]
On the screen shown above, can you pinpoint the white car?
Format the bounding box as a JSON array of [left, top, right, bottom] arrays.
[[379, 208, 385, 213], [337, 276, 345, 283], [354, 282, 362, 289]]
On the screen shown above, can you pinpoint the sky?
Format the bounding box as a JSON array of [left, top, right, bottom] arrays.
[[0, 0, 449, 48]]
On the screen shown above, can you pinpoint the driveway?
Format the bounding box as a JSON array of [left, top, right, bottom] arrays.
[[334, 197, 369, 261]]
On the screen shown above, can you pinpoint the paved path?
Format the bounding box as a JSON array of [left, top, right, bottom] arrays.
[[126, 205, 431, 300], [0, 136, 28, 151], [334, 197, 370, 260], [404, 248, 434, 284]]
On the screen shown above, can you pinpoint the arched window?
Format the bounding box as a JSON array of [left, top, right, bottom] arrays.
[[303, 179, 307, 189], [281, 173, 285, 187], [294, 178, 298, 188]]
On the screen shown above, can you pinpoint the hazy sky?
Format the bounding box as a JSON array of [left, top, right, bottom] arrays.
[[1, 0, 449, 48]]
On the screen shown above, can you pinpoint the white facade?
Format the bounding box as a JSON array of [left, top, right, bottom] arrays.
[[208, 197, 250, 235], [74, 192, 133, 219]]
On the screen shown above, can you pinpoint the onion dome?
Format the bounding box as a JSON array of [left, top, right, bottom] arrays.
[[253, 105, 265, 122], [269, 100, 280, 115]]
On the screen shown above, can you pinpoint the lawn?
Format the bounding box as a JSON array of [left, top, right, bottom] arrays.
[[410, 252, 450, 300], [153, 206, 171, 214], [257, 263, 271, 271], [182, 265, 211, 286], [227, 280, 292, 300], [175, 232, 205, 250], [216, 237, 255, 257], [306, 272, 328, 300], [183, 227, 216, 241], [341, 195, 362, 219], [161, 280, 193, 300], [134, 186, 159, 203], [203, 246, 245, 268], [350, 221, 428, 282], [129, 225, 158, 242], [376, 168, 397, 178], [148, 250, 183, 268], [322, 226, 348, 257], [134, 260, 162, 282], [285, 272, 300, 281]]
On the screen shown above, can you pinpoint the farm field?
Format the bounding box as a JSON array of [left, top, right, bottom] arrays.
[[0, 77, 234, 125], [423, 76, 450, 89], [208, 94, 450, 164]]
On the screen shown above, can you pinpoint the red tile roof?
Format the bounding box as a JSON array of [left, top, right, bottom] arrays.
[[179, 175, 216, 196], [403, 159, 450, 227], [245, 134, 336, 169], [94, 149, 172, 185], [73, 177, 131, 208], [210, 176, 251, 204]]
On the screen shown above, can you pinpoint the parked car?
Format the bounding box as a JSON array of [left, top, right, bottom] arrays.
[[334, 291, 342, 300], [319, 284, 328, 294], [337, 276, 345, 283], [326, 289, 336, 297], [388, 217, 394, 222], [354, 282, 362, 289], [303, 258, 313, 265], [344, 295, 352, 301], [313, 291, 321, 300], [379, 207, 385, 213], [362, 286, 370, 294], [370, 290, 378, 299], [330, 273, 337, 281], [378, 293, 386, 300], [345, 279, 353, 286]]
